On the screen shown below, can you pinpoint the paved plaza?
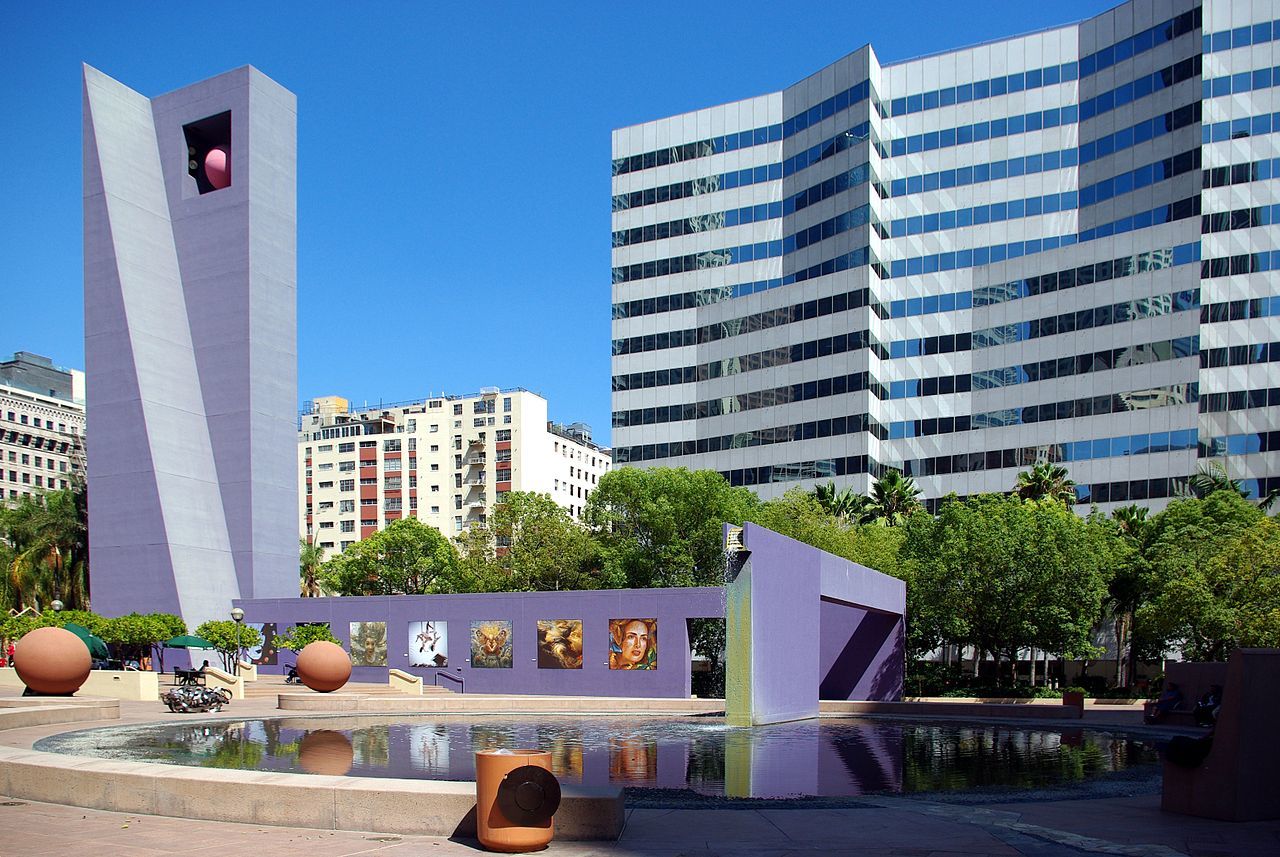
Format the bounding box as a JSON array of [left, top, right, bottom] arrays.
[[2, 686, 1278, 856]]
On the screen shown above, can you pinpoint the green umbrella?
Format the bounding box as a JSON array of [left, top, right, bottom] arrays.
[[63, 622, 111, 660], [164, 635, 215, 649]]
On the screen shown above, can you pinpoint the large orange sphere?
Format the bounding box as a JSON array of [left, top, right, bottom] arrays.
[[298, 730, 354, 775], [13, 626, 92, 695], [295, 641, 351, 692]]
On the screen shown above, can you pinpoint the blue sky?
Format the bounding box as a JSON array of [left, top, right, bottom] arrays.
[[1, 1, 1115, 445]]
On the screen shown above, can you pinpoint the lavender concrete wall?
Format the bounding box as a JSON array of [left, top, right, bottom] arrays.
[[727, 522, 905, 725], [85, 65, 297, 633], [236, 587, 725, 698]]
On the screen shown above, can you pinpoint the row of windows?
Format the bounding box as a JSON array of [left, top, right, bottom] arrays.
[[613, 203, 775, 249], [1080, 7, 1200, 78], [1199, 249, 1280, 279], [1081, 100, 1200, 165], [886, 103, 1079, 159], [611, 237, 883, 284], [1204, 63, 1280, 100], [887, 60, 1080, 118], [1081, 54, 1201, 124], [974, 336, 1197, 390], [790, 162, 883, 214], [1202, 203, 1280, 235], [973, 246, 1186, 306], [1203, 17, 1279, 54], [612, 163, 782, 212], [1199, 341, 1280, 368], [2, 430, 77, 454], [5, 470, 71, 489], [890, 189, 1077, 238], [1199, 387, 1280, 413], [612, 287, 875, 356], [968, 383, 1195, 432], [1, 410, 79, 433], [970, 289, 1199, 353], [1203, 155, 1280, 188], [891, 200, 1200, 280], [610, 80, 874, 177], [890, 148, 1076, 199], [1202, 110, 1280, 144], [1080, 148, 1199, 209], [1201, 430, 1280, 458]]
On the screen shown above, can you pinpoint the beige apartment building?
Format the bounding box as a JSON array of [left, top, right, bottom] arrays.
[[299, 389, 611, 552], [1, 352, 86, 502]]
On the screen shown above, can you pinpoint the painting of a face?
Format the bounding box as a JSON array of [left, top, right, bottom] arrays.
[[409, 621, 448, 668], [609, 618, 656, 670], [349, 621, 387, 666], [471, 620, 512, 668], [537, 619, 583, 669]]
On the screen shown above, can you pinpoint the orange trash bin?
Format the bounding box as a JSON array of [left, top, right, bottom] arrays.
[[475, 748, 561, 852]]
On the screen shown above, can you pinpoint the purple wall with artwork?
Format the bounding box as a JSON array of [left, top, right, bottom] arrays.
[[236, 587, 725, 698]]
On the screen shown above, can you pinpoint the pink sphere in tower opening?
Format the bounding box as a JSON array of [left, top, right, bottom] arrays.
[[204, 146, 230, 189]]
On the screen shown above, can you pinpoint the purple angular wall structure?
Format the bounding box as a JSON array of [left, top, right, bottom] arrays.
[[726, 522, 905, 726], [83, 65, 297, 634]]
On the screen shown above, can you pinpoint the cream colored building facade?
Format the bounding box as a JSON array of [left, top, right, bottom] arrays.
[[1, 353, 86, 502], [299, 389, 611, 552]]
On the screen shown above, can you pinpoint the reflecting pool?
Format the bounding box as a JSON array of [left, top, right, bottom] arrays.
[[35, 715, 1159, 799]]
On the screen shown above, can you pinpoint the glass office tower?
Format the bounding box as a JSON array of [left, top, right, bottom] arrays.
[[610, 0, 1279, 510]]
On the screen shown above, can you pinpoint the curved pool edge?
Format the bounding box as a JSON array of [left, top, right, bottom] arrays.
[[0, 697, 623, 840]]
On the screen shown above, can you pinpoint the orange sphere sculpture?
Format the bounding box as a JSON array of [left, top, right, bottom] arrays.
[[13, 626, 92, 695], [298, 730, 354, 775], [295, 641, 351, 692]]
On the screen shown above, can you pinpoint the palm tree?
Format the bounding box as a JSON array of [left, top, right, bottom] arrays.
[[1014, 461, 1077, 505], [870, 469, 922, 526], [1188, 460, 1248, 500], [812, 482, 877, 525], [1107, 504, 1150, 687], [299, 539, 326, 597], [2, 489, 89, 611]]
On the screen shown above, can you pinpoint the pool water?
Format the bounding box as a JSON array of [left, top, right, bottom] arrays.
[[36, 715, 1159, 799]]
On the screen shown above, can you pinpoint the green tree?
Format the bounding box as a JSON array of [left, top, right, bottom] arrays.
[[902, 495, 1114, 682], [274, 622, 340, 651], [321, 518, 458, 596], [812, 482, 876, 525], [194, 619, 263, 671], [1138, 491, 1277, 660], [299, 539, 326, 597], [749, 489, 905, 577], [101, 612, 184, 667], [1107, 505, 1151, 687], [583, 467, 758, 588], [457, 492, 602, 592], [870, 469, 922, 525], [1014, 461, 1077, 505], [1188, 461, 1247, 500], [2, 488, 89, 611]]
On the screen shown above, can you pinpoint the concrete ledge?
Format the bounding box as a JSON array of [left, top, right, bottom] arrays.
[[822, 700, 1083, 720], [0, 699, 120, 730], [0, 743, 623, 839], [387, 668, 422, 695], [277, 691, 725, 715], [237, 661, 258, 681], [202, 666, 244, 699], [0, 667, 158, 702]]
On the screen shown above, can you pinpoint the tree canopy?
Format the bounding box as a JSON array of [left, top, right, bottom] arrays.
[[2, 487, 89, 612], [456, 492, 603, 591], [321, 518, 459, 596], [583, 467, 758, 588]]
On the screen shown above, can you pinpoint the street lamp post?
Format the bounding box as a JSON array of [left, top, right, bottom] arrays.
[[230, 607, 245, 672]]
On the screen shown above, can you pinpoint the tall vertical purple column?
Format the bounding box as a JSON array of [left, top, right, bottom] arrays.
[[84, 66, 297, 633]]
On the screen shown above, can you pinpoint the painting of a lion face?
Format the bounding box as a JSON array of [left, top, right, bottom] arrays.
[[471, 620, 512, 668], [537, 619, 583, 669]]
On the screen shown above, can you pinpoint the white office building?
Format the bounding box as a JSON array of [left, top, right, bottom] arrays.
[[611, 0, 1279, 511]]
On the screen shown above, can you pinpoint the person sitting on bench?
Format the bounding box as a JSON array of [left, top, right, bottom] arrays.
[[1193, 684, 1223, 727], [1145, 682, 1183, 723]]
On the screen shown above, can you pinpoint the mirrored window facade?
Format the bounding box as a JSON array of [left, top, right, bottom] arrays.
[[611, 0, 1280, 511]]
